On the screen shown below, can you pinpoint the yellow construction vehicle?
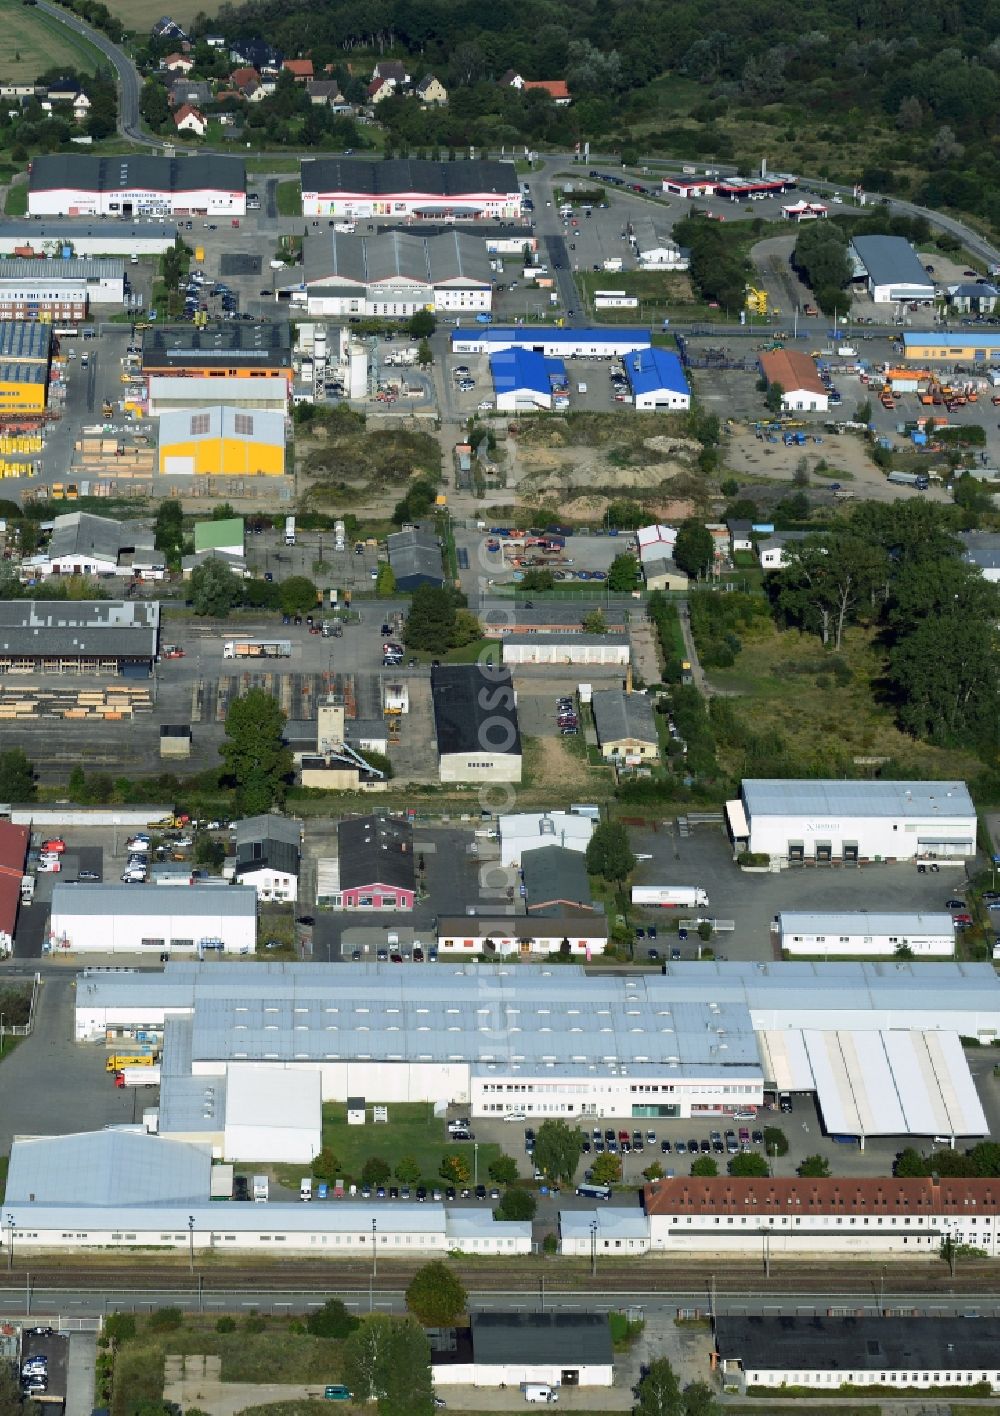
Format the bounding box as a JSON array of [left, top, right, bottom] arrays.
[[745, 285, 768, 316]]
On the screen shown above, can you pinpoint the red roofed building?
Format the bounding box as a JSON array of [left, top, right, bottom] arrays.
[[283, 58, 314, 81], [643, 1176, 1000, 1256], [0, 821, 28, 955], [758, 348, 829, 412], [521, 79, 571, 105]]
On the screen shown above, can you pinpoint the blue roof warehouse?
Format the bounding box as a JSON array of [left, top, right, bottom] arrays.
[[623, 347, 690, 410], [490, 348, 568, 410]]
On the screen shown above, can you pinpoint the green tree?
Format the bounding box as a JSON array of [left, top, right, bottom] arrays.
[[343, 1314, 434, 1416], [606, 499, 644, 528], [307, 1298, 360, 1339], [104, 1312, 137, 1343], [417, 339, 433, 366], [0, 1356, 23, 1414], [440, 1152, 471, 1184], [219, 688, 293, 815], [140, 78, 169, 130], [496, 1187, 538, 1220], [405, 1261, 468, 1326], [765, 381, 785, 415], [154, 500, 184, 563], [682, 1380, 721, 1416], [404, 585, 457, 653], [518, 569, 555, 591], [362, 1156, 392, 1185], [607, 553, 640, 591], [797, 1154, 831, 1177], [394, 1155, 422, 1184], [762, 1127, 788, 1157], [408, 310, 436, 339], [582, 609, 607, 634], [0, 748, 35, 802], [777, 534, 888, 650], [193, 832, 225, 871], [673, 521, 715, 579], [690, 1155, 718, 1176], [534, 1118, 584, 1183], [591, 1152, 622, 1184], [894, 1146, 927, 1178], [190, 558, 241, 618], [585, 820, 635, 883], [451, 608, 481, 646], [634, 1356, 682, 1416], [488, 1154, 519, 1184], [279, 575, 318, 617], [376, 563, 397, 596], [728, 1152, 769, 1177]]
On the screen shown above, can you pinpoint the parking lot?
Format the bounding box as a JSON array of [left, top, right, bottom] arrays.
[[455, 528, 634, 590]]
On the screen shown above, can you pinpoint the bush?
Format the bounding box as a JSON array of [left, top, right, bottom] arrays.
[[307, 1298, 360, 1339], [542, 1232, 558, 1254], [147, 1307, 183, 1332], [215, 1316, 236, 1333], [104, 1313, 137, 1343], [244, 1314, 266, 1333], [496, 1187, 537, 1221]]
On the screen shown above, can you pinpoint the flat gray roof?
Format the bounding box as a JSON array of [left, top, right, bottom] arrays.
[[0, 598, 158, 658], [0, 257, 124, 281], [778, 912, 956, 937], [52, 883, 257, 917], [591, 688, 657, 744], [470, 1313, 612, 1367], [716, 1315, 1000, 1374], [6, 1129, 211, 1206], [742, 778, 975, 820], [851, 235, 933, 291]]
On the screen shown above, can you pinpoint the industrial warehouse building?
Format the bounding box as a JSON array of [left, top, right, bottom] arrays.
[[776, 911, 956, 958], [0, 220, 178, 258], [498, 810, 594, 866], [0, 821, 28, 955], [851, 235, 935, 304], [902, 331, 1000, 362], [0, 320, 51, 413], [0, 1128, 532, 1256], [72, 957, 999, 1138], [727, 778, 977, 864], [499, 633, 629, 666], [432, 663, 522, 783], [0, 598, 158, 674], [50, 883, 257, 955], [0, 257, 126, 321], [285, 230, 492, 317], [432, 1314, 614, 1389], [490, 348, 566, 411], [146, 376, 289, 418], [454, 327, 651, 358], [300, 157, 522, 220], [758, 349, 829, 412], [386, 527, 444, 589], [623, 347, 690, 410], [22, 512, 162, 579], [435, 913, 609, 957], [142, 324, 292, 387], [715, 1316, 1000, 1393], [157, 406, 286, 477], [27, 154, 247, 218], [591, 688, 660, 761], [645, 1175, 1000, 1255]]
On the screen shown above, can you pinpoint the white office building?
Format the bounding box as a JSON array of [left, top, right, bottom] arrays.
[[50, 884, 257, 955], [727, 778, 977, 864], [777, 911, 956, 957]]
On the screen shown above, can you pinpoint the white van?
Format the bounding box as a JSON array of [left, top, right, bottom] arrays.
[[523, 1386, 558, 1404], [300, 1177, 313, 1201]]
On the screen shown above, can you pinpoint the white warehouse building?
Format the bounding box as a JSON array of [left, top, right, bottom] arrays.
[[777, 911, 956, 958], [727, 778, 977, 864], [50, 883, 257, 956]]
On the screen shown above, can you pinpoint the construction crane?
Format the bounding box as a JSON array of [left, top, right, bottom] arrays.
[[745, 286, 769, 317]]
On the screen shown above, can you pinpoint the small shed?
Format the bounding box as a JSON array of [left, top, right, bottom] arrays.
[[160, 723, 192, 758], [347, 1096, 366, 1125]]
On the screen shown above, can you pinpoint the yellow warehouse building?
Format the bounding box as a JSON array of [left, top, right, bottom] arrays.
[[0, 321, 52, 413], [157, 405, 285, 477]]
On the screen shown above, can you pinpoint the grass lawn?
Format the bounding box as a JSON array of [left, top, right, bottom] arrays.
[[276, 181, 302, 217], [4, 182, 27, 217], [111, 1318, 348, 1416], [0, 0, 103, 80], [407, 638, 498, 666], [274, 1102, 501, 1192], [98, 0, 204, 26], [708, 621, 983, 781]]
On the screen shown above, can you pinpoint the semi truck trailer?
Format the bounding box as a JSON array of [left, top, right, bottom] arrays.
[[630, 885, 710, 908]]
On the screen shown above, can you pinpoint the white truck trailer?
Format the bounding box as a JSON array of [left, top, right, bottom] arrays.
[[631, 885, 710, 908]]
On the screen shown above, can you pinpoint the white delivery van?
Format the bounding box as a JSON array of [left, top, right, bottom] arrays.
[[523, 1386, 558, 1404], [253, 1174, 269, 1203], [300, 1177, 313, 1201]]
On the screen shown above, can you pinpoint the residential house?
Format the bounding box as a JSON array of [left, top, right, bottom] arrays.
[[949, 282, 999, 315], [229, 40, 282, 76], [591, 689, 659, 763], [959, 530, 1000, 583], [229, 67, 262, 97], [521, 844, 594, 914], [498, 69, 524, 88], [522, 79, 571, 104], [204, 35, 227, 48], [174, 105, 207, 136], [306, 80, 343, 108], [757, 530, 812, 570], [167, 78, 212, 110], [371, 59, 411, 89], [727, 519, 754, 555], [333, 814, 415, 910], [163, 53, 194, 73], [283, 58, 314, 82], [72, 93, 91, 121], [152, 16, 189, 41], [233, 814, 302, 903], [416, 75, 447, 106], [368, 77, 395, 104]]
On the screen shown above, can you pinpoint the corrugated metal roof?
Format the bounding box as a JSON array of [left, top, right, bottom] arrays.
[[6, 1129, 212, 1206], [778, 911, 956, 938], [742, 778, 975, 820], [852, 235, 934, 291], [52, 883, 257, 917], [624, 347, 689, 397]]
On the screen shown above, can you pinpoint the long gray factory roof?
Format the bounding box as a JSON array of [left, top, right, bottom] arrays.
[[43, 512, 153, 564], [302, 229, 491, 289], [0, 599, 158, 657], [29, 153, 246, 195], [715, 1315, 1000, 1375], [52, 883, 257, 916], [742, 778, 974, 819], [851, 234, 933, 290], [301, 157, 519, 198], [6, 1129, 211, 1206], [0, 257, 124, 281]]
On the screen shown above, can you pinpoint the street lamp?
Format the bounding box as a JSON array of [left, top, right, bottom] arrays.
[[6, 1214, 14, 1271], [188, 1214, 195, 1274], [473, 1142, 479, 1187], [590, 1218, 598, 1279], [372, 1217, 377, 1279]]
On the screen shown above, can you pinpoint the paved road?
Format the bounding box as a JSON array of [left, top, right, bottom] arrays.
[[36, 0, 146, 143]]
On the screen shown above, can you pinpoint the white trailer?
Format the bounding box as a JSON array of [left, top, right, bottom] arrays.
[[631, 885, 709, 908], [284, 515, 296, 546], [118, 1064, 161, 1087]]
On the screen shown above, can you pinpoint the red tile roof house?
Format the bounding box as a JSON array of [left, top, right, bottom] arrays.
[[0, 822, 28, 955], [333, 814, 415, 910], [283, 58, 314, 82], [229, 67, 261, 95], [522, 79, 571, 104]]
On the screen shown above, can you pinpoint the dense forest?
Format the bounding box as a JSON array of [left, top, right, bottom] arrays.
[[190, 0, 1000, 228]]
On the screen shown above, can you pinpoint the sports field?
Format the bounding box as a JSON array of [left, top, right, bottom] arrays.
[[0, 0, 103, 82]]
